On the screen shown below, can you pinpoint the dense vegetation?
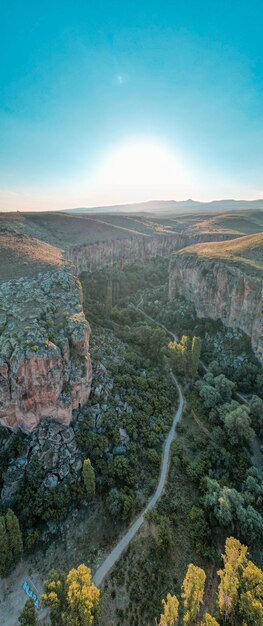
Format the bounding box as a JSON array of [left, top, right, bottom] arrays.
[[0, 508, 23, 576], [1, 255, 263, 626], [83, 259, 263, 625], [0, 257, 175, 575], [18, 537, 263, 625], [75, 339, 176, 522]]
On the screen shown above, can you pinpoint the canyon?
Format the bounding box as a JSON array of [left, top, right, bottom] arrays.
[[169, 234, 263, 364], [66, 232, 237, 273], [0, 228, 237, 434], [1, 218, 262, 436]]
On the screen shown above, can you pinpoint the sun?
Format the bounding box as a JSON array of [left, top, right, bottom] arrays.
[[87, 137, 190, 203]]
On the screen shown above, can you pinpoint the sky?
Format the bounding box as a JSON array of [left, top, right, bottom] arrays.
[[1, 0, 263, 211]]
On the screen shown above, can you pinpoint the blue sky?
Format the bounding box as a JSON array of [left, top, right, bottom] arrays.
[[1, 0, 263, 210]]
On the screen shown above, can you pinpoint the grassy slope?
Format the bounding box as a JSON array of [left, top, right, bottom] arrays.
[[1, 208, 263, 251], [1, 210, 262, 281], [0, 233, 64, 282], [193, 210, 263, 235], [175, 232, 263, 277]]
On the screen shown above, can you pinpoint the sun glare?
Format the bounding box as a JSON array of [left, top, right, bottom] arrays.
[[87, 137, 190, 203]]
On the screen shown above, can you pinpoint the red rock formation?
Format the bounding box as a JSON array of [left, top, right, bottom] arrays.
[[0, 268, 92, 432]]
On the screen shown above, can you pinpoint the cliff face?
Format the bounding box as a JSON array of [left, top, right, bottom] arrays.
[[0, 267, 92, 432], [169, 253, 263, 364], [66, 233, 237, 273]]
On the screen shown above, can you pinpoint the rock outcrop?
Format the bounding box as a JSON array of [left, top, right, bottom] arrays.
[[0, 266, 92, 432], [1, 420, 83, 506], [169, 241, 263, 363], [66, 233, 237, 273]]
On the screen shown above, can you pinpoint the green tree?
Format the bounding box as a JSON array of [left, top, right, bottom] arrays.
[[242, 467, 263, 509], [203, 479, 234, 527], [223, 405, 254, 446], [213, 374, 235, 402], [122, 493, 135, 520], [189, 506, 212, 557], [207, 360, 221, 376], [42, 569, 67, 626], [133, 324, 167, 361], [6, 508, 23, 566], [106, 488, 124, 517], [237, 503, 263, 545], [0, 515, 9, 577], [157, 516, 172, 551], [199, 384, 222, 409], [82, 459, 95, 500], [256, 372, 263, 397], [18, 599, 37, 626], [182, 563, 206, 624], [105, 281, 113, 312], [159, 593, 179, 625], [204, 478, 263, 544], [249, 395, 263, 436], [190, 336, 202, 378], [0, 509, 23, 577]]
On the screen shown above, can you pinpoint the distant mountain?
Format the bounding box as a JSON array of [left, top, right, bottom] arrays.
[[62, 199, 263, 215]]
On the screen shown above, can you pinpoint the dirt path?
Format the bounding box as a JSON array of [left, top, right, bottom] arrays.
[[93, 304, 182, 586], [94, 373, 184, 586]]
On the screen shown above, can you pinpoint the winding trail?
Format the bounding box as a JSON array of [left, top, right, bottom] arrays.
[[93, 372, 184, 587], [94, 297, 262, 586]]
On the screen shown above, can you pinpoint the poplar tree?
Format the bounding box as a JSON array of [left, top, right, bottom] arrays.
[[239, 560, 263, 625], [159, 593, 179, 625], [201, 615, 220, 626], [191, 336, 202, 378], [0, 515, 9, 577], [182, 563, 206, 625], [43, 565, 100, 626], [217, 537, 248, 621], [82, 459, 95, 499], [19, 599, 37, 626], [42, 569, 67, 626], [6, 508, 23, 566], [105, 281, 113, 312], [63, 564, 100, 626]]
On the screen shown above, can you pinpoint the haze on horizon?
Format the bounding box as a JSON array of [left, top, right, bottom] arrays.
[[1, 1, 263, 212]]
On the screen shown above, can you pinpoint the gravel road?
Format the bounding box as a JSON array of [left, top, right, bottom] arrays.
[[94, 372, 184, 586]]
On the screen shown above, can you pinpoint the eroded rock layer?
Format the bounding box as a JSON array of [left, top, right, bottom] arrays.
[[169, 237, 263, 363], [67, 233, 237, 273], [0, 267, 92, 432]]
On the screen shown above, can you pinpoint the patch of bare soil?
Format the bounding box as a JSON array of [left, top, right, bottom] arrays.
[[0, 499, 124, 626]]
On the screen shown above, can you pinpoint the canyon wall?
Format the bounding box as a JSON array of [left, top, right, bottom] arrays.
[[0, 231, 243, 434], [66, 233, 238, 273], [169, 253, 263, 364], [0, 266, 92, 432]]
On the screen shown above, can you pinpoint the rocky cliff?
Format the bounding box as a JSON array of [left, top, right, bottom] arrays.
[[66, 232, 238, 273], [0, 266, 92, 432], [169, 235, 263, 363]]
